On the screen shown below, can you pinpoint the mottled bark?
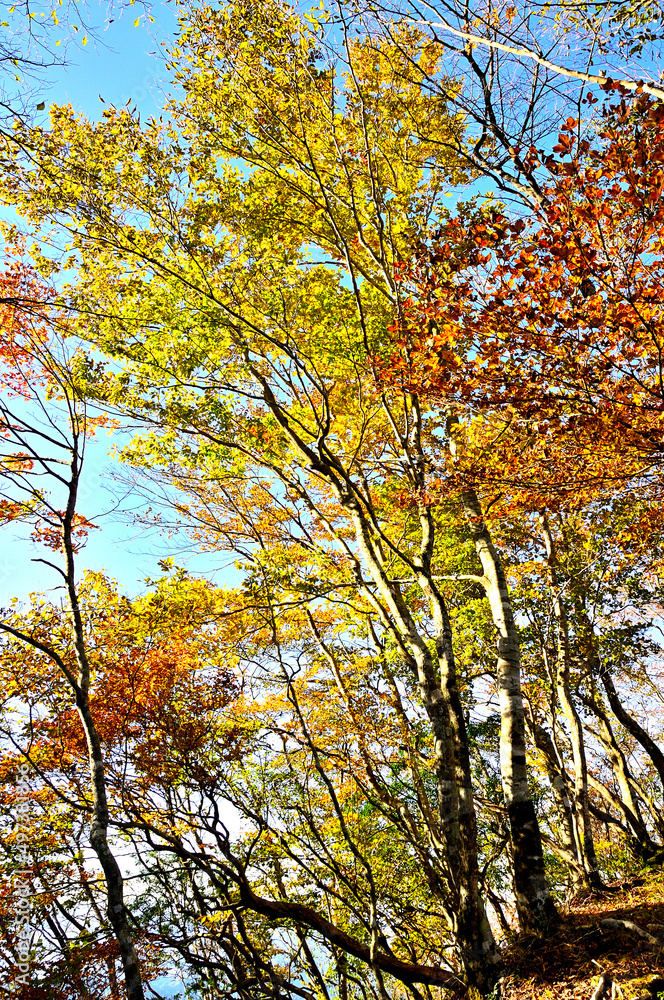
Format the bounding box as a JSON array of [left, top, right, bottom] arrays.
[[348, 502, 499, 991], [458, 486, 557, 932], [540, 516, 602, 891], [425, 575, 498, 987], [527, 720, 579, 867]]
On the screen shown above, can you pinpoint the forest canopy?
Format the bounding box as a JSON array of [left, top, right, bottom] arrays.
[[1, 1, 664, 999]]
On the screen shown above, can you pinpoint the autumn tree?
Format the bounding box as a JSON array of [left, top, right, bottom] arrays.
[[2, 548, 481, 998], [0, 315, 147, 998], [0, 0, 566, 988], [381, 88, 664, 886], [4, 0, 664, 993], [0, 564, 244, 998], [391, 92, 664, 498], [360, 0, 664, 210]]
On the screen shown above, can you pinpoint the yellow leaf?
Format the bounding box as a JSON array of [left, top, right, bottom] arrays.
[[134, 17, 140, 26], [82, 35, 87, 45]]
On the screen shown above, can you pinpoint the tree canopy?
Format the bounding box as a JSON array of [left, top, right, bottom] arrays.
[[1, 2, 664, 999]]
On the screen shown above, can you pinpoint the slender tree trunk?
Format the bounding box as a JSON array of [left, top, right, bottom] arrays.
[[540, 515, 602, 891], [73, 695, 144, 999], [428, 630, 498, 991], [579, 690, 660, 855], [599, 663, 664, 793], [0, 406, 145, 1000], [63, 448, 145, 1000], [425, 574, 499, 988], [526, 719, 580, 872], [349, 503, 499, 991], [457, 486, 558, 932], [253, 379, 499, 991]]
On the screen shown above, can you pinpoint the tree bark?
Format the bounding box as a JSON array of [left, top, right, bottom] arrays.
[[527, 718, 584, 880], [62, 442, 145, 1000], [424, 573, 499, 987], [540, 515, 602, 891], [457, 485, 558, 932]]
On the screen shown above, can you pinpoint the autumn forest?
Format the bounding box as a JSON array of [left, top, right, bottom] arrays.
[[1, 0, 664, 998]]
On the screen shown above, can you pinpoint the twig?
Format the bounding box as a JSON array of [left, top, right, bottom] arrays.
[[591, 971, 613, 1000]]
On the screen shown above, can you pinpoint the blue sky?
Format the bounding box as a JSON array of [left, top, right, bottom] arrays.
[[0, 1, 235, 605], [38, 0, 177, 118]]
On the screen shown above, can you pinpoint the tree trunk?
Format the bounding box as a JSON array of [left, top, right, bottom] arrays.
[[579, 689, 661, 854], [599, 663, 664, 793], [77, 697, 145, 1000], [427, 576, 499, 990], [254, 379, 500, 991], [539, 515, 602, 891], [349, 503, 499, 991], [458, 486, 558, 932], [527, 718, 586, 883], [63, 450, 145, 1000]]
